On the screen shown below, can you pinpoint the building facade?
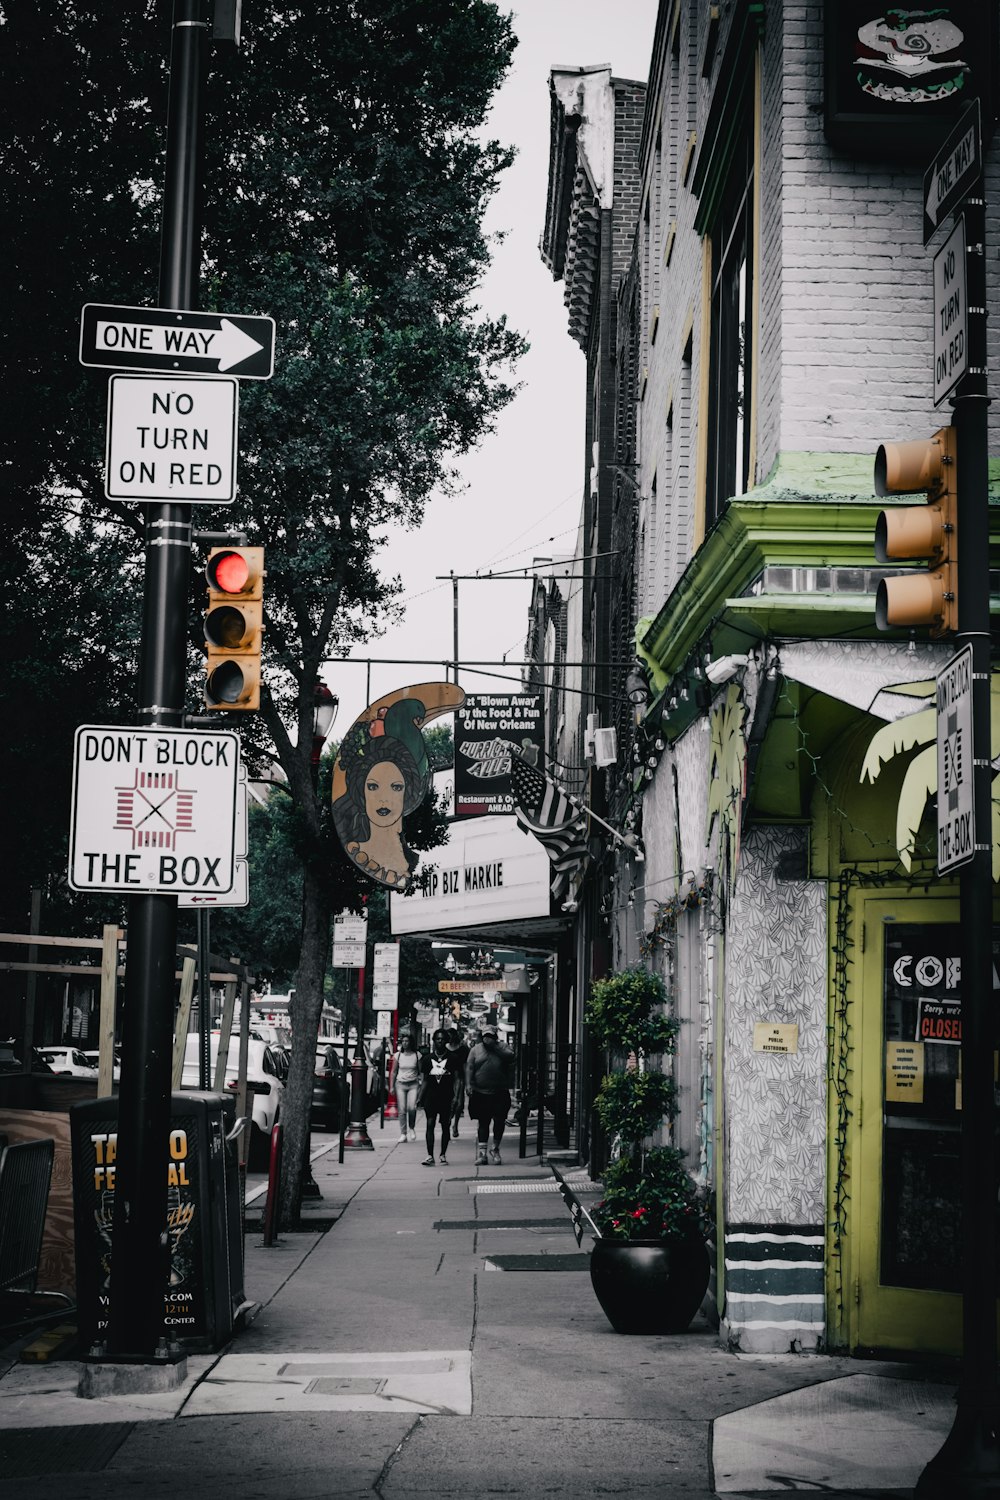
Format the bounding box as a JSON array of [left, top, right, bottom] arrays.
[[541, 2, 999, 1356]]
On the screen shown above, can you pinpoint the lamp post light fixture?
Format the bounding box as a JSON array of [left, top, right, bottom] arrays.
[[625, 659, 651, 708], [311, 682, 339, 766]]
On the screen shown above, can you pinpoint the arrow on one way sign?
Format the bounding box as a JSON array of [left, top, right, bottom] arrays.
[[922, 99, 981, 245], [80, 303, 275, 379]]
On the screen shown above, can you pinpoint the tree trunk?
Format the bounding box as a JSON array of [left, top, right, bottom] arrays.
[[279, 859, 329, 1228]]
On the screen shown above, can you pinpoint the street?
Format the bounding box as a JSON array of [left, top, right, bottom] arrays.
[[0, 1130, 956, 1499]]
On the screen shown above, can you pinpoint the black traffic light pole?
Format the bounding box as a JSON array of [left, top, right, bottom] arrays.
[[916, 193, 999, 1497], [104, 0, 208, 1362]]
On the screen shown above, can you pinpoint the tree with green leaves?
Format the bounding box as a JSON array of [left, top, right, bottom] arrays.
[[2, 2, 523, 1221]]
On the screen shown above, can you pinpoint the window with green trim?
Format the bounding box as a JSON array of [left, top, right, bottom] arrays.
[[705, 98, 753, 529]]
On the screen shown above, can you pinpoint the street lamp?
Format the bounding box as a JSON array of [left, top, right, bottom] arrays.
[[625, 659, 650, 705], [311, 683, 339, 766]]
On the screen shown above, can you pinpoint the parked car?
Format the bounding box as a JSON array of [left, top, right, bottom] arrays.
[[81, 1049, 121, 1080], [312, 1044, 346, 1131], [37, 1046, 99, 1079], [0, 1042, 53, 1074], [180, 1033, 284, 1165]]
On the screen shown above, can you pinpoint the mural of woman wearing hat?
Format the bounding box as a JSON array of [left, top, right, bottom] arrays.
[[332, 683, 464, 892]]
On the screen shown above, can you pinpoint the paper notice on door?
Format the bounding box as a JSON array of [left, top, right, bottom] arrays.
[[886, 1040, 925, 1103]]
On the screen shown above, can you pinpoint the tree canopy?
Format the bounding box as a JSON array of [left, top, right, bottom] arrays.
[[2, 2, 522, 1217]]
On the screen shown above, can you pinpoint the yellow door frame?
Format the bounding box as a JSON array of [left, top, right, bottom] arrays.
[[854, 890, 967, 1355]]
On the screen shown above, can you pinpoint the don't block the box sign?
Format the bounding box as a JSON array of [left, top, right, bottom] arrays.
[[389, 815, 551, 935]]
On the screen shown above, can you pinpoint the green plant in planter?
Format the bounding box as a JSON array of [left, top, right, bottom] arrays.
[[593, 1069, 677, 1141], [587, 966, 680, 1059], [594, 1146, 709, 1242], [586, 965, 706, 1244]]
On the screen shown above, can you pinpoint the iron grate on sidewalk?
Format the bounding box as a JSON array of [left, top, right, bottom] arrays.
[[471, 1179, 602, 1195], [0, 1423, 132, 1478], [483, 1252, 591, 1272]]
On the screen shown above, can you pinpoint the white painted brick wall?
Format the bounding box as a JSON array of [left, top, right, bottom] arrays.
[[631, 0, 999, 609]]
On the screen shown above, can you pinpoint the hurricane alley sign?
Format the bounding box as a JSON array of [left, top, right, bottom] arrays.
[[81, 304, 275, 379], [70, 726, 240, 895], [454, 694, 544, 817]]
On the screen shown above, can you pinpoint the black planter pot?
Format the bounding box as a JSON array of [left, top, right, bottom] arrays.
[[589, 1234, 710, 1334]]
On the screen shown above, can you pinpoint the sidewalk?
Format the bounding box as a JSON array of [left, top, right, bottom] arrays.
[[0, 1123, 957, 1498]]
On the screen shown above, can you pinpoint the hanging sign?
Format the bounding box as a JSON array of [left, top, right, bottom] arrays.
[[454, 693, 544, 817], [331, 682, 464, 892]]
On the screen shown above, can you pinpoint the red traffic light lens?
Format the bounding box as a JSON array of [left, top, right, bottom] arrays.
[[208, 551, 250, 594]]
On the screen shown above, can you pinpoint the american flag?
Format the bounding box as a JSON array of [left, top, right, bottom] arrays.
[[509, 751, 590, 896]]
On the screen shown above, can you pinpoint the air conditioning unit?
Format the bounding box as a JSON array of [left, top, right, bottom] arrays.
[[584, 711, 599, 761], [593, 727, 618, 767]]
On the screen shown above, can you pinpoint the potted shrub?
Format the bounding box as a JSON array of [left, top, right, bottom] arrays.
[[585, 966, 709, 1334]]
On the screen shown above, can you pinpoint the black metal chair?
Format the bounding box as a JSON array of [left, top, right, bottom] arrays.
[[0, 1138, 73, 1331]]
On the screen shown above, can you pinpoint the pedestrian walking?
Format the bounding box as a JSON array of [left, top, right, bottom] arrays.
[[466, 1022, 515, 1165], [445, 1028, 469, 1139], [393, 1033, 420, 1142], [420, 1029, 459, 1165]]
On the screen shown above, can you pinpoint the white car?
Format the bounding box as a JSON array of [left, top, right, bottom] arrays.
[[38, 1046, 99, 1079], [81, 1049, 121, 1080], [180, 1033, 285, 1163]]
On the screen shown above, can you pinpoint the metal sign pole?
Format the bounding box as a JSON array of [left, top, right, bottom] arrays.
[[105, 0, 207, 1363], [916, 185, 1000, 1498]]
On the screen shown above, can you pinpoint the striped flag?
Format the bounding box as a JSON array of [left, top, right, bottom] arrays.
[[509, 752, 590, 896]]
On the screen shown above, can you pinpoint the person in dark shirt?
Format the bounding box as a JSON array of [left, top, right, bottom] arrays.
[[445, 1028, 470, 1139], [465, 1023, 515, 1165], [419, 1029, 459, 1166]]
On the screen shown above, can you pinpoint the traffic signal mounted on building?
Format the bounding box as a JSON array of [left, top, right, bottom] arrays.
[[873, 425, 957, 637], [204, 546, 264, 710]]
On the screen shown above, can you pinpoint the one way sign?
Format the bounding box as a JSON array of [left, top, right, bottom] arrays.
[[80, 303, 275, 379]]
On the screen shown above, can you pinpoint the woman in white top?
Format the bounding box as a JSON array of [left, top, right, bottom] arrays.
[[393, 1033, 420, 1142]]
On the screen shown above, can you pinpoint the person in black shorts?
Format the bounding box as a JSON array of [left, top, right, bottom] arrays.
[[419, 1029, 460, 1166], [465, 1023, 515, 1165]]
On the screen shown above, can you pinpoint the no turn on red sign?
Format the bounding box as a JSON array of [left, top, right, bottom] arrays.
[[69, 726, 240, 894], [104, 374, 238, 504]]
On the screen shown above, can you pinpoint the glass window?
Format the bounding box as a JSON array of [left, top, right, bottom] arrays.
[[705, 117, 753, 528], [880, 922, 1000, 1291]]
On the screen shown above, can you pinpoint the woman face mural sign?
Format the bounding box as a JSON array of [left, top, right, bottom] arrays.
[[332, 683, 464, 892]]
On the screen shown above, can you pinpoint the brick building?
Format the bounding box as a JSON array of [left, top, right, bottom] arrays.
[[541, 3, 1000, 1358]]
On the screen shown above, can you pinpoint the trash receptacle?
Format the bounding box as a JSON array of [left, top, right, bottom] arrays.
[[70, 1091, 246, 1353]]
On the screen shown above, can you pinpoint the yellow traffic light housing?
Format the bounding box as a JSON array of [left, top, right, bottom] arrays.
[[874, 426, 957, 636], [204, 546, 264, 709]]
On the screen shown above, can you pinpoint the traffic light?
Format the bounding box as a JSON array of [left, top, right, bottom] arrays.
[[873, 426, 957, 636], [204, 546, 264, 709]]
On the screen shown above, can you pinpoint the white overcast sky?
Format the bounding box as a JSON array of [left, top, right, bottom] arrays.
[[324, 2, 655, 743]]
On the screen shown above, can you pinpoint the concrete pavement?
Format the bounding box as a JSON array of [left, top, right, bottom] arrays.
[[0, 1122, 958, 1497]]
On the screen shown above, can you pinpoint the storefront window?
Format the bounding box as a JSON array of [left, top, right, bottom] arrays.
[[881, 922, 999, 1291]]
